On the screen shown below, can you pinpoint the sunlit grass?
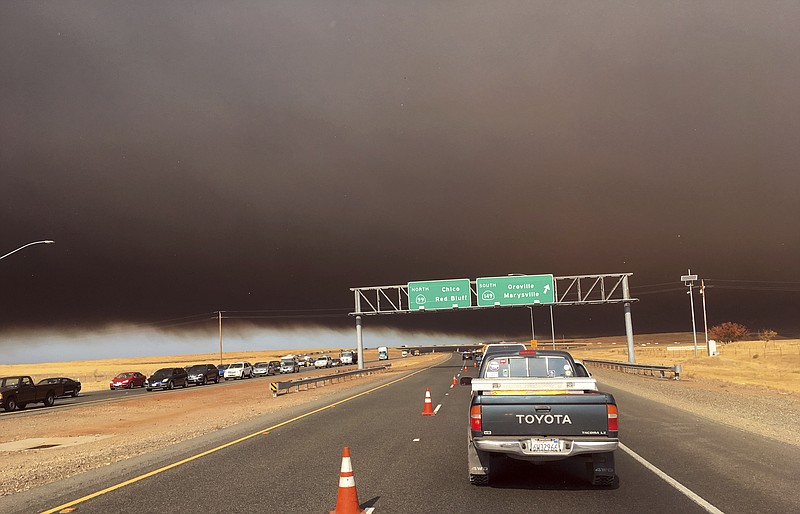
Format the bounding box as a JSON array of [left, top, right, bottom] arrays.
[[570, 338, 800, 394]]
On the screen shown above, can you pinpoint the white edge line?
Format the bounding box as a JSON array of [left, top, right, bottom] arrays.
[[433, 404, 442, 414], [619, 443, 725, 514]]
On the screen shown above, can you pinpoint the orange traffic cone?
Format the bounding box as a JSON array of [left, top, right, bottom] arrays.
[[330, 447, 365, 514], [473, 361, 477, 368], [452, 375, 457, 386], [422, 388, 435, 416]]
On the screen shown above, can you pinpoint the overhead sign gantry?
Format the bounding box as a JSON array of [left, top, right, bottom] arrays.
[[350, 272, 638, 365]]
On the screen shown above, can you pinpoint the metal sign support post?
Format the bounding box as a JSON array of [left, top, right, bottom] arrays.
[[355, 315, 364, 370], [622, 275, 636, 363], [528, 306, 535, 341]]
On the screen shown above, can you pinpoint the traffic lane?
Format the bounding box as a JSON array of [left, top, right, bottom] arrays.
[[40, 355, 708, 513], [599, 380, 800, 514], [12, 364, 425, 514]]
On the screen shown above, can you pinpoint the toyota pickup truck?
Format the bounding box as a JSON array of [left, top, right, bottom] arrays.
[[1, 376, 64, 411], [461, 349, 618, 486]]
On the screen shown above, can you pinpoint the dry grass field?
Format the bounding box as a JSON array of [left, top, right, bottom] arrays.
[[0, 347, 391, 393], [570, 337, 800, 394]]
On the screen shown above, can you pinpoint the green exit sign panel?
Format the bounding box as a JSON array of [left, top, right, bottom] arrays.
[[476, 274, 555, 306], [408, 279, 472, 311]]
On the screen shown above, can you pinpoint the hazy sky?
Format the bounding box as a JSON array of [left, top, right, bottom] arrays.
[[2, 1, 799, 355]]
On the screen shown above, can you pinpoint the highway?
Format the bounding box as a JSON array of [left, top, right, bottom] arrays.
[[6, 354, 800, 513]]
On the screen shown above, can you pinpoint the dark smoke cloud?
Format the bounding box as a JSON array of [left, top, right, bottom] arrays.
[[2, 1, 799, 352]]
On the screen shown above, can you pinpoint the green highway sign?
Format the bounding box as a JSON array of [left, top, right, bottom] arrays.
[[476, 274, 555, 307], [408, 278, 472, 311]]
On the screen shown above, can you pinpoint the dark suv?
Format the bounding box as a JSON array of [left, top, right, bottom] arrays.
[[187, 364, 220, 386], [145, 368, 189, 391]]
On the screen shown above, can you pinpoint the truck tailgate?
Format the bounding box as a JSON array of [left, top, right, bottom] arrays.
[[478, 393, 612, 437]]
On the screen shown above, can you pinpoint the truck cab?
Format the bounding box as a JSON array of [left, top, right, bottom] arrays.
[[378, 346, 389, 360], [339, 350, 357, 365]]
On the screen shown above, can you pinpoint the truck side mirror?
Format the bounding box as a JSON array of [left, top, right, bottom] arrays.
[[460, 377, 472, 386]]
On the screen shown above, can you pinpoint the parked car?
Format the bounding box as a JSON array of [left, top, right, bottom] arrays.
[[268, 360, 281, 373], [187, 364, 220, 385], [217, 364, 229, 377], [224, 362, 253, 380], [253, 362, 272, 377], [145, 368, 189, 391], [38, 377, 82, 398], [110, 371, 147, 390], [314, 356, 332, 369]]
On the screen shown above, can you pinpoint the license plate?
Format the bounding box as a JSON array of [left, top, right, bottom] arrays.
[[528, 438, 562, 452]]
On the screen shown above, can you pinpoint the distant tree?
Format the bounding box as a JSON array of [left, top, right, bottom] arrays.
[[709, 322, 750, 344], [758, 329, 777, 343]]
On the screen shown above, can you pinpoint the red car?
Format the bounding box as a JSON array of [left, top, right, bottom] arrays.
[[110, 372, 147, 390]]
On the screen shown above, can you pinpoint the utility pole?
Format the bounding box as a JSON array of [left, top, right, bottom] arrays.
[[218, 311, 223, 365], [681, 270, 699, 357], [701, 279, 710, 355]]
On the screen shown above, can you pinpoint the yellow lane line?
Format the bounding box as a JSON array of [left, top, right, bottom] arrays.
[[42, 364, 437, 514]]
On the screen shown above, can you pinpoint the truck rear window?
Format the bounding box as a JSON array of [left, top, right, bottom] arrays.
[[483, 355, 574, 379]]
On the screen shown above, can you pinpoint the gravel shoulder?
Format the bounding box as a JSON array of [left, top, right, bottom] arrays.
[[588, 366, 800, 447]]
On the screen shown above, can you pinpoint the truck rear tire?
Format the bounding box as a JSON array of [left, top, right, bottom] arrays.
[[43, 392, 55, 407]]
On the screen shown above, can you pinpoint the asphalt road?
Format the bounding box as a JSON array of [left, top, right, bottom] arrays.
[[7, 354, 800, 513]]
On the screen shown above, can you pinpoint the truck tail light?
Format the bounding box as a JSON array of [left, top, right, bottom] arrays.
[[470, 405, 482, 431], [607, 404, 618, 431]]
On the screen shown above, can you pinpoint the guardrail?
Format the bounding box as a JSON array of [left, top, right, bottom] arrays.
[[270, 365, 392, 397], [582, 359, 681, 380]]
